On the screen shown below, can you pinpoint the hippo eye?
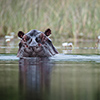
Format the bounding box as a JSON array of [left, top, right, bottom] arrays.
[[26, 36, 30, 41], [36, 37, 41, 43], [29, 38, 32, 44]]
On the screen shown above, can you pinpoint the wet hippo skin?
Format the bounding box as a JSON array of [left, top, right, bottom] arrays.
[[17, 28, 58, 57]]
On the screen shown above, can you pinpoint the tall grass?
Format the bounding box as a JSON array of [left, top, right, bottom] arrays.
[[0, 0, 100, 42]]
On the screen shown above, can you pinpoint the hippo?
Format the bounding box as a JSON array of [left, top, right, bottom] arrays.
[[17, 28, 58, 58]]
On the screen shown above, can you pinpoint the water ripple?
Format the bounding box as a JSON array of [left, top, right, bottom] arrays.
[[51, 54, 100, 63], [0, 54, 100, 63], [0, 54, 19, 60]]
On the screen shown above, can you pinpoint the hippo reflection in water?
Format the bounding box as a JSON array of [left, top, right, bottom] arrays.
[[17, 28, 58, 57]]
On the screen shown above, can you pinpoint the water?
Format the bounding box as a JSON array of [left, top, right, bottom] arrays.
[[0, 38, 100, 100]]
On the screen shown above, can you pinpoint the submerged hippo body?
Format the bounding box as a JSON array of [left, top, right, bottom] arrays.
[[17, 28, 58, 58]]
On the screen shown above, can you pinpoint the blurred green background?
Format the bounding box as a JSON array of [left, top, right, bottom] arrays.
[[0, 0, 100, 42]]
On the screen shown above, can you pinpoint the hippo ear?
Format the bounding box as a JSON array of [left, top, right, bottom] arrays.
[[18, 31, 25, 38], [44, 28, 51, 36]]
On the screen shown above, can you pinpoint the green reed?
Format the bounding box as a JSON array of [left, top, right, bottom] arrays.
[[0, 0, 100, 42]]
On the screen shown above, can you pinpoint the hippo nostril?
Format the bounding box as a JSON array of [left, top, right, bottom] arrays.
[[38, 43, 42, 46], [28, 46, 35, 51], [29, 46, 33, 49]]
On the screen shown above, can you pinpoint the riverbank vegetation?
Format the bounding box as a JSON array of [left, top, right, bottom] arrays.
[[0, 0, 100, 42]]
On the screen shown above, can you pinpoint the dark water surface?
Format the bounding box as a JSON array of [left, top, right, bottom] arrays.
[[0, 38, 100, 100], [0, 54, 100, 100]]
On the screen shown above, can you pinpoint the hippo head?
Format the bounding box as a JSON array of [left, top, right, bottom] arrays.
[[17, 29, 58, 58]]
